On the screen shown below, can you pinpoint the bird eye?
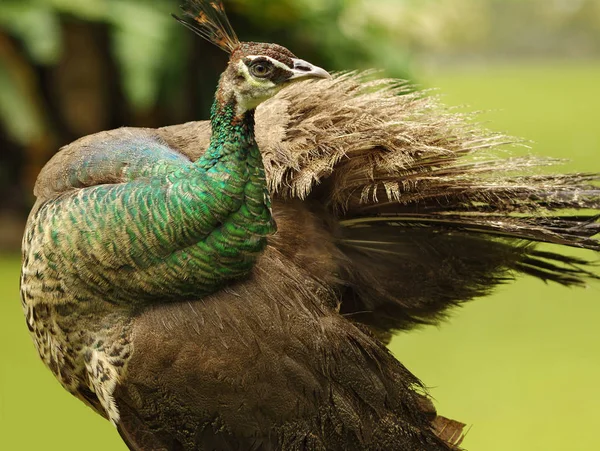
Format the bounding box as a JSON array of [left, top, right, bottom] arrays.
[[250, 62, 272, 78]]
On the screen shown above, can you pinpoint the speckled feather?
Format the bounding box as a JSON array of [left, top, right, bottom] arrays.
[[21, 89, 275, 429], [25, 102, 274, 306]]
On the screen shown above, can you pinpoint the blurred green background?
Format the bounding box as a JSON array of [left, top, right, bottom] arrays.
[[1, 0, 599, 450]]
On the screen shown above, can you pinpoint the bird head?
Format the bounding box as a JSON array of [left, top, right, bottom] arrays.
[[173, 1, 330, 114]]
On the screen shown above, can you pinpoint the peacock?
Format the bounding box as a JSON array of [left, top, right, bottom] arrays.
[[20, 1, 600, 450]]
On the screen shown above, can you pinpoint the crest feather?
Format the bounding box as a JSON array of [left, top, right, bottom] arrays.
[[173, 0, 239, 53]]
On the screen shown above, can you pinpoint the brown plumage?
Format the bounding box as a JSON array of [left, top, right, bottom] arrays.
[[32, 71, 599, 450]]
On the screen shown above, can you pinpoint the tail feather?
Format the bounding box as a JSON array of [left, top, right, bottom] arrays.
[[338, 227, 597, 335], [340, 214, 600, 250], [432, 416, 467, 449]]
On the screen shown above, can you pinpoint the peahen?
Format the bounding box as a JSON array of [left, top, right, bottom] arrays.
[[20, 1, 600, 450]]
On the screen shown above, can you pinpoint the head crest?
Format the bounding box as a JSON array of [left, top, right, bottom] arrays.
[[173, 0, 239, 53]]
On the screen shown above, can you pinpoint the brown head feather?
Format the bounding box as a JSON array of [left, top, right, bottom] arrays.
[[173, 0, 239, 53]]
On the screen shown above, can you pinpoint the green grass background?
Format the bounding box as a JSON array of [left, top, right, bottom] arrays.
[[1, 63, 599, 450]]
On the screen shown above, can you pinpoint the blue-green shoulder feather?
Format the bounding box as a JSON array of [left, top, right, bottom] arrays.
[[35, 129, 191, 201]]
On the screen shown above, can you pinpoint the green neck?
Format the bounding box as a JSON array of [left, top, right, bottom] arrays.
[[25, 87, 277, 307], [175, 94, 275, 296], [199, 97, 257, 166]]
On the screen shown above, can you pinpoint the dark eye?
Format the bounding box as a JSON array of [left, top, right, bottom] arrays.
[[250, 62, 273, 78]]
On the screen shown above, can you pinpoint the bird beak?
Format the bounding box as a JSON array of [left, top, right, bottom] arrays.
[[289, 58, 331, 80]]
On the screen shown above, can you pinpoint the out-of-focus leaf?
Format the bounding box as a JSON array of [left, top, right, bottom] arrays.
[[0, 2, 62, 65], [109, 0, 176, 111], [49, 0, 107, 21], [0, 59, 44, 145]]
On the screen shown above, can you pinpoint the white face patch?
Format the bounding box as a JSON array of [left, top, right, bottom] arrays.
[[234, 59, 282, 115]]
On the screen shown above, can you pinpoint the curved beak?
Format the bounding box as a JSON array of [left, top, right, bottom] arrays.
[[289, 58, 331, 80]]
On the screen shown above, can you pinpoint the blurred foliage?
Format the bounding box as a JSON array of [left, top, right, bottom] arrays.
[[0, 0, 181, 142]]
